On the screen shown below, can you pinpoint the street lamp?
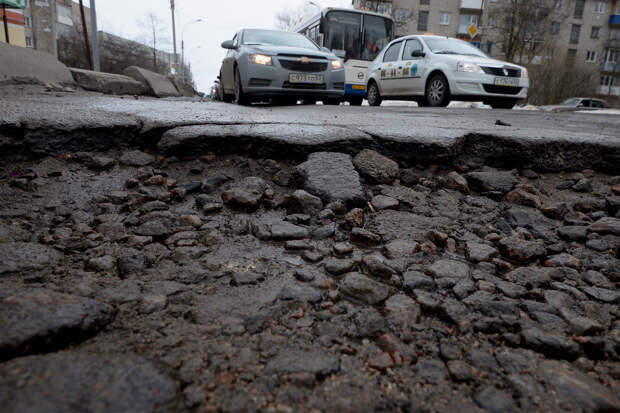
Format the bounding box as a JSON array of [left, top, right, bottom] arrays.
[[181, 18, 204, 83]]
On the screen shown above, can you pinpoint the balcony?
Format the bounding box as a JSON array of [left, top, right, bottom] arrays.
[[597, 85, 620, 96], [605, 38, 620, 48], [601, 61, 620, 72], [460, 0, 483, 10], [610, 14, 620, 25]]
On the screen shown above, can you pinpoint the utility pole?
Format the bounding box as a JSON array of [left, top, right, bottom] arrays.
[[90, 0, 100, 71], [170, 0, 178, 76], [78, 0, 93, 70], [2, 3, 10, 44]]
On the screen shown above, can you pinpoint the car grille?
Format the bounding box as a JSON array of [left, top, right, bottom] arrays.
[[248, 78, 271, 86], [334, 82, 344, 90], [282, 82, 326, 90], [481, 66, 521, 77], [278, 59, 328, 72], [483, 85, 523, 95]]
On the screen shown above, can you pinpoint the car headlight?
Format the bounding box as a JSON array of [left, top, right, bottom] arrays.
[[249, 54, 272, 65], [457, 62, 483, 73], [521, 68, 528, 78], [331, 59, 343, 70]]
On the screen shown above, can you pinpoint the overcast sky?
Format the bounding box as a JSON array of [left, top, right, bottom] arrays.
[[93, 0, 350, 92]]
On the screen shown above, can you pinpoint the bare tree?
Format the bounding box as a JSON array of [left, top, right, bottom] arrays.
[[527, 57, 599, 104], [139, 13, 170, 72], [485, 0, 568, 64], [274, 2, 315, 31]]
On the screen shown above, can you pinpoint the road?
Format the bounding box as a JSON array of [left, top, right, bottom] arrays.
[[0, 88, 619, 413]]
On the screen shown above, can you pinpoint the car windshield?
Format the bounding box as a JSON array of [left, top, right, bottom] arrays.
[[561, 98, 581, 105], [242, 30, 319, 50], [424, 38, 487, 58]]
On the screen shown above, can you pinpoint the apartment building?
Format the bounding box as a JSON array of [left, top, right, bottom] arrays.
[[353, 0, 620, 97]]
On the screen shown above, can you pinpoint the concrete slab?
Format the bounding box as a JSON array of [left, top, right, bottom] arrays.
[[171, 78, 196, 97], [70, 68, 146, 95], [123, 66, 180, 98], [0, 42, 74, 86]]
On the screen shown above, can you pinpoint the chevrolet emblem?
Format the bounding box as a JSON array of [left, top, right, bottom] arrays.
[[300, 57, 310, 63], [503, 68, 509, 76]]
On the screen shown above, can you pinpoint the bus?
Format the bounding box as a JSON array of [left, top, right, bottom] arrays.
[[292, 7, 394, 105]]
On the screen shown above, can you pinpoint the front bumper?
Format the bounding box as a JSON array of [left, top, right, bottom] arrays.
[[241, 59, 345, 100], [448, 72, 529, 99]]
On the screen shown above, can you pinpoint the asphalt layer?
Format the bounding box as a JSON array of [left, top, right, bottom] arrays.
[[1, 87, 620, 172]]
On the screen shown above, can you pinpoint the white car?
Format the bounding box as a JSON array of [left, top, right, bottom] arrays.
[[366, 35, 529, 109]]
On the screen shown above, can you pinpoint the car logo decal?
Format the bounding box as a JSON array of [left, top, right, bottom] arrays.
[[503, 68, 509, 76], [357, 72, 365, 79], [300, 57, 310, 63]]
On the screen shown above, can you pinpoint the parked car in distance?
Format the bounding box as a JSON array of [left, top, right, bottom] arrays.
[[219, 28, 345, 105], [540, 97, 611, 112], [366, 35, 529, 109]]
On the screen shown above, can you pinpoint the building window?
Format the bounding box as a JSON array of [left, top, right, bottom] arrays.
[[574, 0, 585, 19], [57, 4, 73, 26], [25, 36, 32, 47], [601, 74, 615, 86], [594, 2, 605, 13], [439, 13, 450, 25], [394, 9, 408, 23], [420, 0, 430, 5], [24, 16, 30, 27], [488, 16, 496, 28], [486, 41, 493, 54], [611, 29, 620, 40], [551, 21, 560, 34], [24, 0, 28, 6], [586, 51, 597, 62], [591, 26, 600, 39], [418, 11, 429, 31], [570, 24, 581, 43], [567, 49, 577, 64], [605, 48, 619, 63]]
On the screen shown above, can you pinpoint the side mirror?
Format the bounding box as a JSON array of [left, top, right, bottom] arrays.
[[411, 50, 426, 58], [221, 40, 235, 49]]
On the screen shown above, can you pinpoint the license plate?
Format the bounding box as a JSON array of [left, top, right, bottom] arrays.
[[494, 76, 520, 87], [289, 73, 323, 84]]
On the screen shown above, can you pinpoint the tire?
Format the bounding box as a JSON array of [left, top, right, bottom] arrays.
[[322, 98, 341, 105], [300, 99, 316, 105], [349, 97, 363, 106], [233, 67, 250, 105], [367, 81, 382, 107], [489, 98, 517, 109], [425, 74, 450, 107]]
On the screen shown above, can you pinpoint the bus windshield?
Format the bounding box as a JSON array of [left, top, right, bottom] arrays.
[[324, 11, 393, 61]]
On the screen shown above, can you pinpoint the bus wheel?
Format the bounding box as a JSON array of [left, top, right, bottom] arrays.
[[367, 81, 382, 107], [349, 97, 363, 106]]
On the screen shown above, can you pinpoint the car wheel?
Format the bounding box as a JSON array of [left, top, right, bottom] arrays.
[[300, 99, 316, 105], [489, 98, 517, 109], [322, 98, 341, 105], [425, 74, 450, 107], [349, 97, 363, 106], [367, 81, 382, 107], [233, 67, 250, 105]]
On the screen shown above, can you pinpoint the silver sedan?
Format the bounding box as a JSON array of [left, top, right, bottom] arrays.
[[219, 29, 345, 105]]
